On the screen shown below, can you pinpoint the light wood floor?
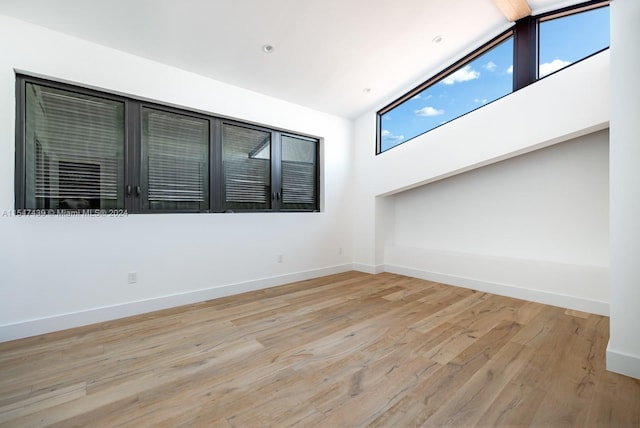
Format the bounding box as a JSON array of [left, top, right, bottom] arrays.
[[1, 272, 639, 427]]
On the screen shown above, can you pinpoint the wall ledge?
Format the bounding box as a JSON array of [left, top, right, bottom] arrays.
[[352, 263, 385, 274]]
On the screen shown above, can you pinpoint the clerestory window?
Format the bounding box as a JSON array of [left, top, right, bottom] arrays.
[[377, 0, 610, 154]]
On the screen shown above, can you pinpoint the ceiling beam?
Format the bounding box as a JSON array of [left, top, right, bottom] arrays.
[[492, 0, 532, 21]]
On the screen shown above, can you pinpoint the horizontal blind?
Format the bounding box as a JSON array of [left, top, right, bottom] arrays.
[[281, 135, 317, 209], [222, 124, 271, 209], [19, 76, 320, 213], [26, 83, 124, 209], [142, 108, 209, 211], [282, 162, 315, 204]]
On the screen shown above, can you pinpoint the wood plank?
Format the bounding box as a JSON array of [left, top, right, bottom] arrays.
[[0, 271, 637, 427], [0, 383, 86, 424]]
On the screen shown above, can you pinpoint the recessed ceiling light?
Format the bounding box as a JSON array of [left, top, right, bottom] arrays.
[[262, 44, 275, 54], [432, 35, 443, 44]]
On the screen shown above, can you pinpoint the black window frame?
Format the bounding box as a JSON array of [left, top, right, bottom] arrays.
[[15, 74, 320, 214], [279, 132, 321, 212], [376, 0, 610, 155], [220, 120, 276, 213], [136, 102, 213, 214]]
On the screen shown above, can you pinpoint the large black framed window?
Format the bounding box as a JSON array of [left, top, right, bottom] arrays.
[[15, 75, 320, 213]]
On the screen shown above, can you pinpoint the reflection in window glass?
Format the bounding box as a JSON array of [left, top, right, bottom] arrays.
[[539, 6, 609, 78], [222, 124, 271, 211], [379, 36, 513, 152], [24, 83, 125, 210], [281, 135, 317, 211], [141, 108, 209, 212]]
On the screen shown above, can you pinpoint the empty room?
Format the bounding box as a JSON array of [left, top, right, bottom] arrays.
[[1, 0, 639, 426]]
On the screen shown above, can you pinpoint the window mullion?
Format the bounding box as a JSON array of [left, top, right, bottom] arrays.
[[211, 118, 223, 213], [126, 100, 141, 213], [272, 131, 282, 212], [513, 16, 538, 91]]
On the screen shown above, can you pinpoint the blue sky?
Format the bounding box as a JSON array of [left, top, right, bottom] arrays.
[[380, 6, 610, 153], [539, 6, 610, 72]]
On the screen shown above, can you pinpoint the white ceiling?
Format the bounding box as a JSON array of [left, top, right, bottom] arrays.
[[0, 0, 581, 118]]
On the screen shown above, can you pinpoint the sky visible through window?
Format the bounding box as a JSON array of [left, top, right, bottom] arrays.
[[539, 6, 610, 77], [380, 6, 610, 153]]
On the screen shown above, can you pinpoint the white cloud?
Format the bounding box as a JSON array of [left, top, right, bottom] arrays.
[[442, 65, 480, 85], [474, 98, 488, 104], [484, 61, 497, 72], [381, 129, 404, 142], [412, 94, 432, 101], [507, 65, 513, 74], [414, 106, 444, 117], [539, 58, 571, 77]]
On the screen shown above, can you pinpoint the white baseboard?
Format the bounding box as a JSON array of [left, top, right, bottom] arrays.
[[352, 263, 385, 274], [606, 344, 640, 379], [384, 264, 609, 316], [0, 264, 354, 343]]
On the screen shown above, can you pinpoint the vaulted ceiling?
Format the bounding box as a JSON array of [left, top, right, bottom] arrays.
[[0, 0, 582, 118]]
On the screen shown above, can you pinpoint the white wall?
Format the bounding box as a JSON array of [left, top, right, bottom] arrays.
[[353, 50, 610, 310], [0, 15, 355, 341], [386, 130, 609, 314], [0, 9, 624, 357], [390, 131, 609, 265], [607, 0, 640, 379]]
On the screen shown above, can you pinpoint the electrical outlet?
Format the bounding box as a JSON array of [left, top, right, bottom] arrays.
[[277, 254, 284, 263], [338, 247, 343, 255], [128, 271, 138, 284]]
